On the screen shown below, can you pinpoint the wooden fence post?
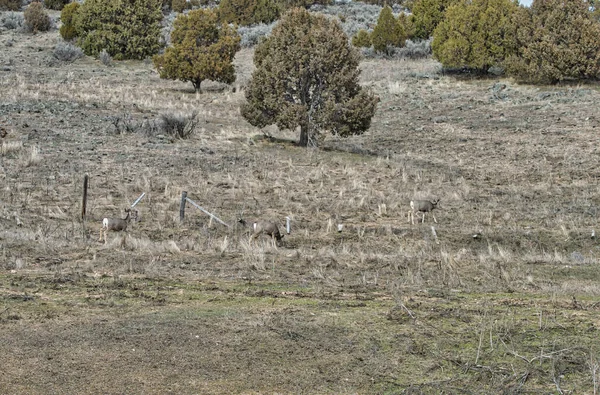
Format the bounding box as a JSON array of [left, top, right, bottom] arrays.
[[180, 191, 187, 222], [81, 174, 88, 221]]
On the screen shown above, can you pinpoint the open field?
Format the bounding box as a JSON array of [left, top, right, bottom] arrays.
[[2, 19, 600, 394]]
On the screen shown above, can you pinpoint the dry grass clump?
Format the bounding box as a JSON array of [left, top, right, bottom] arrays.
[[1, 140, 22, 156]]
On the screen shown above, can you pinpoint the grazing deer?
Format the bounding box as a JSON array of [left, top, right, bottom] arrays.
[[238, 219, 284, 247], [408, 199, 439, 225], [99, 208, 137, 243]]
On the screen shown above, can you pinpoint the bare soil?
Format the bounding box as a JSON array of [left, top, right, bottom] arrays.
[[2, 19, 600, 394]]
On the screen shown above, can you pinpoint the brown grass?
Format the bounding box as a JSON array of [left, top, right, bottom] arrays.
[[1, 18, 600, 393]]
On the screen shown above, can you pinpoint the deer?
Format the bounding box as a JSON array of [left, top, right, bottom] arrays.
[[99, 208, 137, 243], [238, 218, 284, 247], [408, 199, 439, 225]]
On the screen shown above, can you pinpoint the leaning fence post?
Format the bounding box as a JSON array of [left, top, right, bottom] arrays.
[[131, 192, 146, 208], [185, 197, 231, 228], [180, 191, 187, 222]]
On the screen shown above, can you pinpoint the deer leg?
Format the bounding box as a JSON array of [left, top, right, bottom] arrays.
[[421, 212, 426, 223], [432, 213, 437, 223]]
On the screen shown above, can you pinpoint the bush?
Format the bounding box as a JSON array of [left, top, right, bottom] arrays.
[[1, 11, 24, 29], [238, 22, 276, 48], [351, 29, 371, 47], [59, 1, 79, 40], [505, 0, 600, 83], [432, 0, 519, 72], [310, 2, 381, 39], [75, 0, 163, 60], [24, 1, 51, 33], [0, 0, 21, 11], [160, 112, 199, 139], [44, 0, 68, 10], [396, 38, 431, 58], [218, 0, 281, 26], [53, 41, 84, 61], [99, 49, 112, 66], [371, 5, 405, 54], [171, 0, 188, 12], [278, 0, 331, 9]]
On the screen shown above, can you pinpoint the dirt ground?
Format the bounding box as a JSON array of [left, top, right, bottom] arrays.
[[2, 16, 600, 394]]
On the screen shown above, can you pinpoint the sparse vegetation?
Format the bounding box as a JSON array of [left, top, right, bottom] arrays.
[[53, 41, 84, 62], [160, 111, 199, 139], [99, 49, 112, 66], [242, 7, 379, 147], [238, 21, 276, 48], [1, 11, 23, 29], [23, 1, 51, 33], [153, 8, 241, 92], [395, 38, 431, 58], [0, 0, 21, 11], [312, 1, 381, 39]]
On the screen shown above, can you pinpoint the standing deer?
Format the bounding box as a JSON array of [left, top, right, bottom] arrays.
[[99, 208, 137, 243], [238, 219, 284, 247], [408, 199, 439, 225]]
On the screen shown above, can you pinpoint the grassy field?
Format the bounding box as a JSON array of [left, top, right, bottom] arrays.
[[2, 18, 600, 394]]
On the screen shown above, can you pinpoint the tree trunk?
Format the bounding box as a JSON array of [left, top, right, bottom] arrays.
[[299, 123, 309, 147], [193, 80, 202, 93]]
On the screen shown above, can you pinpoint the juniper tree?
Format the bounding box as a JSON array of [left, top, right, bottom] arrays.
[[153, 9, 241, 93], [74, 0, 163, 59], [432, 0, 519, 72], [371, 5, 406, 54], [505, 0, 600, 83], [412, 0, 456, 39], [241, 8, 379, 147]]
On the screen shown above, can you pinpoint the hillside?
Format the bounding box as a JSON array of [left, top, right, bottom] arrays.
[[1, 19, 600, 394]]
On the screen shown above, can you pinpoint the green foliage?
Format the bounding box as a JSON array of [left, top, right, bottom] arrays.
[[241, 8, 379, 147], [277, 0, 331, 9], [591, 0, 600, 20], [505, 0, 600, 83], [0, 0, 21, 11], [153, 9, 241, 92], [397, 12, 415, 40], [432, 0, 519, 72], [218, 0, 281, 26], [24, 1, 51, 33], [352, 29, 372, 48], [411, 0, 456, 39], [371, 5, 406, 54], [74, 0, 163, 60], [171, 0, 188, 12], [44, 0, 68, 10], [59, 2, 79, 40]]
